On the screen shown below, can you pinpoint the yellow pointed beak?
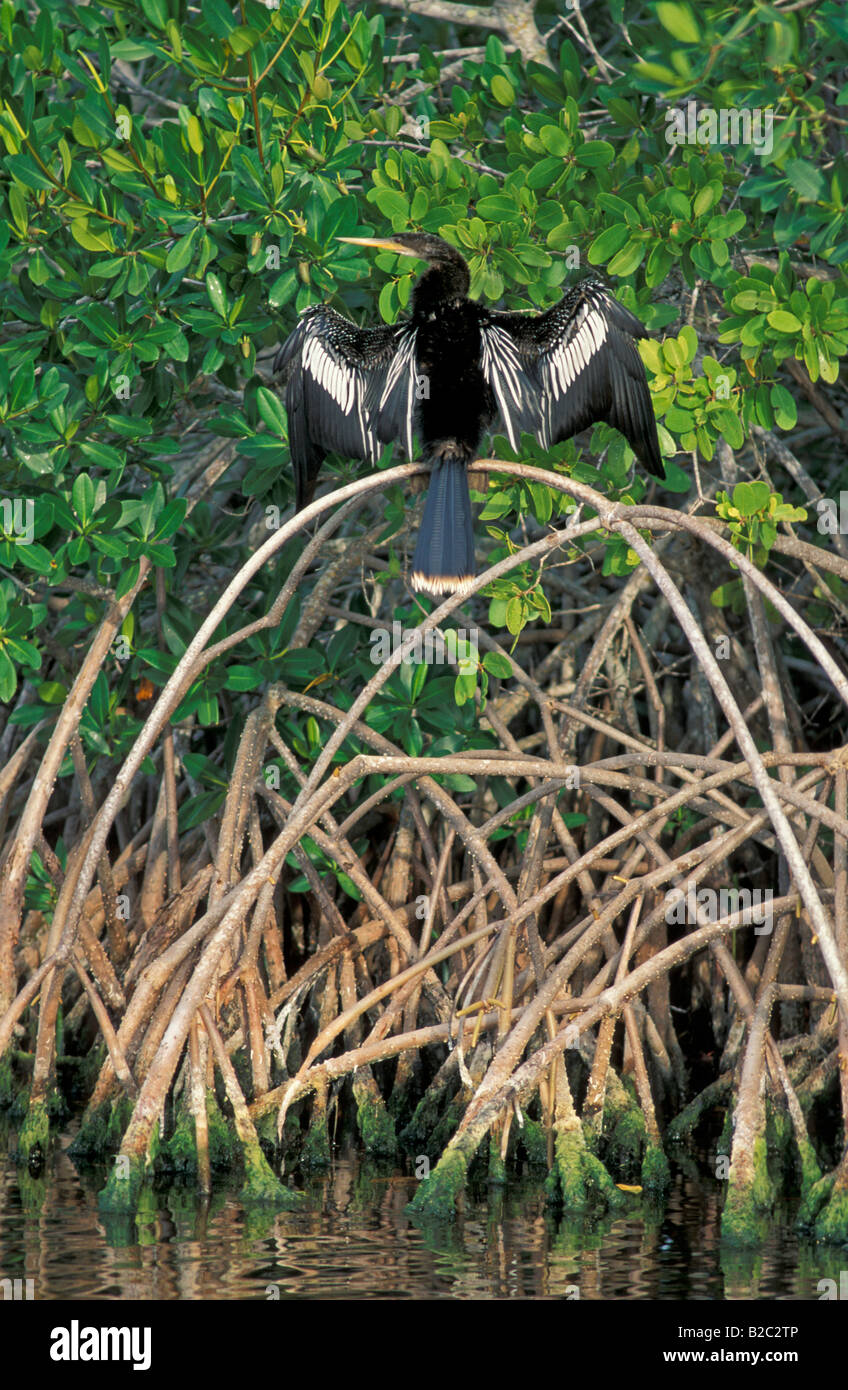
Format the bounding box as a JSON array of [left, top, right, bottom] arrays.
[[337, 236, 419, 257]]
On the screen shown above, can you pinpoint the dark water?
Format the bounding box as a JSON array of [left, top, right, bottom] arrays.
[[0, 1127, 843, 1300]]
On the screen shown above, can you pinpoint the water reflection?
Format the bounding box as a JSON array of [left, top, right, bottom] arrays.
[[0, 1128, 840, 1300]]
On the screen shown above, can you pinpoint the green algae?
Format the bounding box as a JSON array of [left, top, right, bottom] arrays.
[[545, 1125, 628, 1214], [641, 1142, 671, 1193], [387, 1056, 420, 1135], [206, 1090, 239, 1168], [721, 1135, 775, 1247], [17, 1095, 48, 1166], [0, 1052, 13, 1109], [487, 1134, 506, 1186], [161, 1088, 237, 1174], [78, 1041, 106, 1097], [104, 1092, 133, 1152], [398, 1085, 444, 1153], [407, 1146, 468, 1220], [353, 1075, 398, 1159], [606, 1103, 646, 1181], [794, 1134, 824, 1213], [427, 1091, 473, 1156], [97, 1151, 146, 1213], [667, 1076, 732, 1145], [797, 1169, 834, 1229], [255, 1107, 283, 1157], [239, 1138, 305, 1209], [813, 1172, 848, 1244], [162, 1101, 197, 1173], [521, 1117, 549, 1168], [301, 1104, 331, 1169], [68, 1098, 113, 1159]]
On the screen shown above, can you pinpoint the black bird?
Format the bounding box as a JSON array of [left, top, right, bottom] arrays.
[[273, 232, 664, 595]]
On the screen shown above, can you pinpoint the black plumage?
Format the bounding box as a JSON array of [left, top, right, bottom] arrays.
[[273, 232, 665, 595]]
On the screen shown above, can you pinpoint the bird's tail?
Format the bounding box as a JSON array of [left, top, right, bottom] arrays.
[[411, 452, 476, 597]]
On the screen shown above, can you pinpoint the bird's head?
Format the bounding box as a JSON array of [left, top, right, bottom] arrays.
[[337, 231, 462, 266]]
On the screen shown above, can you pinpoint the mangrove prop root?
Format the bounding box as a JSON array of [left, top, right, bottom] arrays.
[[0, 465, 846, 1236]]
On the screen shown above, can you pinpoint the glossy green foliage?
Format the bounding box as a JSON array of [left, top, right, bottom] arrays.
[[0, 0, 843, 909]]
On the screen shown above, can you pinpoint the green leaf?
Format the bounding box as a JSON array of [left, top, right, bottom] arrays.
[[587, 224, 630, 265], [655, 1, 700, 42], [606, 238, 645, 277], [491, 75, 515, 106], [527, 157, 564, 189], [538, 125, 571, 156], [483, 651, 513, 679], [152, 499, 187, 541], [186, 114, 204, 155], [256, 386, 287, 436], [475, 195, 520, 220], [6, 155, 56, 191], [78, 440, 124, 470], [373, 189, 409, 221], [72, 474, 95, 526], [706, 211, 746, 238], [116, 562, 140, 601], [140, 0, 168, 29], [166, 228, 197, 273], [505, 597, 524, 635], [767, 310, 802, 333], [575, 140, 614, 167], [784, 159, 826, 202], [770, 384, 797, 429], [228, 25, 260, 55], [206, 271, 227, 317]]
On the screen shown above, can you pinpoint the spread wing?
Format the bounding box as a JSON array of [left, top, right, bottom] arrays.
[[273, 306, 418, 509], [484, 279, 664, 480]]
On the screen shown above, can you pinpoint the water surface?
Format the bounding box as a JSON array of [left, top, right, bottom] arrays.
[[0, 1128, 840, 1300]]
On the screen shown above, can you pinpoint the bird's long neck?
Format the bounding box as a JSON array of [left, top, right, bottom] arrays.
[[411, 259, 470, 317]]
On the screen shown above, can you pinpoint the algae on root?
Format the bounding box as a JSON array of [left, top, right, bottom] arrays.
[[300, 1078, 332, 1170], [240, 1139, 305, 1209], [721, 1135, 775, 1247], [813, 1169, 848, 1245], [641, 1142, 671, 1193], [97, 1152, 146, 1214], [17, 1095, 49, 1167], [353, 1072, 398, 1159], [666, 1076, 732, 1146], [797, 1170, 835, 1230], [69, 1093, 135, 1162], [206, 1089, 239, 1169], [398, 1065, 456, 1152], [301, 1109, 331, 1170], [0, 1052, 14, 1109], [407, 1147, 469, 1221], [487, 1134, 506, 1186], [606, 1101, 646, 1181], [793, 1137, 824, 1227], [105, 1093, 133, 1153], [521, 1117, 550, 1169], [399, 1089, 443, 1154], [545, 1124, 628, 1214], [68, 1099, 112, 1161], [163, 1088, 237, 1174], [162, 1094, 199, 1174]]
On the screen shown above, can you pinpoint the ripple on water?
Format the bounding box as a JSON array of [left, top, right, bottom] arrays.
[[0, 1139, 839, 1300]]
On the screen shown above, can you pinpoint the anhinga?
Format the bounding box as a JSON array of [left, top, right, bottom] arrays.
[[274, 232, 664, 596]]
